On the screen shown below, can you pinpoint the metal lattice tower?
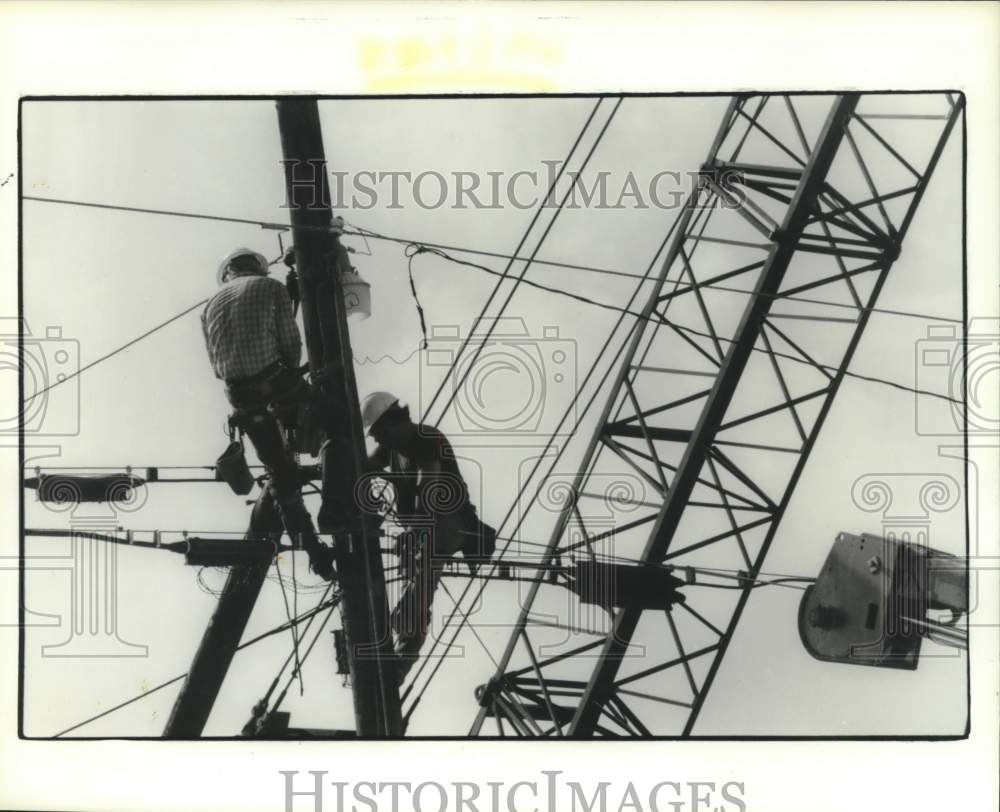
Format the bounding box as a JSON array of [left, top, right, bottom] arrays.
[[471, 92, 963, 737]]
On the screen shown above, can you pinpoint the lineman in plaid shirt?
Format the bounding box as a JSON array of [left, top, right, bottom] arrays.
[[202, 247, 335, 580]]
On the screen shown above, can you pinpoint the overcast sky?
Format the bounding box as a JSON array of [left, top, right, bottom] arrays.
[[17, 94, 966, 738]]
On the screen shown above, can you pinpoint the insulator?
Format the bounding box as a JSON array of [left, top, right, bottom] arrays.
[[184, 539, 277, 567], [30, 473, 144, 505], [567, 560, 686, 610]]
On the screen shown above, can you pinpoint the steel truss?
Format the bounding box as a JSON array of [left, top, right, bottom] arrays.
[[471, 92, 963, 737]]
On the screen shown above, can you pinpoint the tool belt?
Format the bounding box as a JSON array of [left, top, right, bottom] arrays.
[[225, 360, 302, 406], [393, 512, 497, 581], [225, 361, 323, 456]]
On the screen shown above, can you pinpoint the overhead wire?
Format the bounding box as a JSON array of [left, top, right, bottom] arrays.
[[686, 577, 813, 592], [242, 581, 338, 732], [25, 233, 953, 704], [415, 95, 606, 422], [274, 555, 305, 695], [353, 217, 959, 325], [23, 193, 652, 282], [23, 297, 208, 404], [267, 585, 342, 719], [456, 536, 818, 585], [403, 119, 876, 708], [419, 95, 615, 426], [434, 556, 816, 592], [18, 218, 961, 411], [34, 97, 621, 723], [52, 588, 340, 738], [23, 198, 961, 325], [401, 184, 684, 710], [21, 187, 961, 410], [406, 100, 892, 716], [402, 156, 871, 708], [25, 99, 644, 711], [403, 242, 962, 406], [401, 96, 961, 717]]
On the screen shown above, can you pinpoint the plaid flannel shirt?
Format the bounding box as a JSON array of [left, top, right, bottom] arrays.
[[202, 272, 302, 381]]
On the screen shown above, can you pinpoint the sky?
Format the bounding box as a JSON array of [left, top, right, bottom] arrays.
[[16, 94, 967, 738]]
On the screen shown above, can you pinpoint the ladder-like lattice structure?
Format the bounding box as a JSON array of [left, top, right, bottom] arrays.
[[471, 92, 963, 737]]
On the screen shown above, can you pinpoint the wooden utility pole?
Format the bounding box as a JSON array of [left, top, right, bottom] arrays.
[[276, 97, 402, 737], [166, 99, 401, 738], [164, 490, 280, 737]]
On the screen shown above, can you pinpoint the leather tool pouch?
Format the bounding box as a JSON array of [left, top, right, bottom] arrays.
[[216, 439, 255, 496]]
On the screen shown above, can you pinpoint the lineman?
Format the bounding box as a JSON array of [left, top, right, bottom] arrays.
[[361, 391, 496, 682], [202, 247, 335, 581]]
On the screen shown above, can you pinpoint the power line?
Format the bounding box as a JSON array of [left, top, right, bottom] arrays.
[[399, 177, 955, 710], [23, 297, 208, 403], [23, 194, 645, 282], [404, 178, 833, 707], [434, 97, 626, 427], [239, 582, 338, 734], [421, 95, 617, 426], [274, 555, 305, 695], [353, 219, 960, 325], [20, 190, 960, 407], [405, 244, 963, 406], [690, 281, 961, 324], [24, 195, 961, 325], [23, 195, 284, 230], [407, 243, 656, 320], [348, 221, 648, 281], [686, 578, 813, 592], [266, 587, 341, 719], [25, 202, 950, 411], [52, 591, 340, 738], [402, 195, 678, 709], [25, 528, 293, 553]]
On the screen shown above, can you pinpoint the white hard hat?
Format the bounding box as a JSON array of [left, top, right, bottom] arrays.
[[361, 391, 401, 432], [217, 248, 269, 285]]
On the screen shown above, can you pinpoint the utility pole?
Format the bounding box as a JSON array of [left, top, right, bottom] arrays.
[[164, 490, 281, 737], [276, 98, 403, 737], [166, 99, 401, 738]]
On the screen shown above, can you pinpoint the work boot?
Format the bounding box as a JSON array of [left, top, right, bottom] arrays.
[[316, 500, 349, 535], [276, 494, 322, 546], [307, 545, 337, 582]]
